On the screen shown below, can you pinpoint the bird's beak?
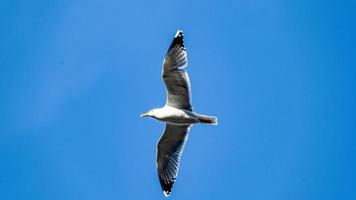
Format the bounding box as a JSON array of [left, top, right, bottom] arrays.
[[140, 113, 150, 117]]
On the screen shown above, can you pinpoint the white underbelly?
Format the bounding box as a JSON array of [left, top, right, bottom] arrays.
[[158, 106, 200, 125]]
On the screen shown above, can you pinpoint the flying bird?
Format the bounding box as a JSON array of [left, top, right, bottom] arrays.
[[141, 30, 218, 197]]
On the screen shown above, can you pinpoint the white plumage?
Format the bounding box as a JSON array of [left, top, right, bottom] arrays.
[[141, 30, 217, 197]]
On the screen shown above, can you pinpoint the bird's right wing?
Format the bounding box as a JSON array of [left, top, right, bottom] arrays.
[[156, 124, 191, 196], [162, 30, 193, 111]]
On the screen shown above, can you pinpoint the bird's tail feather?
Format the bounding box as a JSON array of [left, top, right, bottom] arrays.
[[198, 114, 218, 125]]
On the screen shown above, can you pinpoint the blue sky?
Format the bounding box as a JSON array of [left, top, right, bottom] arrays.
[[1, 0, 356, 199]]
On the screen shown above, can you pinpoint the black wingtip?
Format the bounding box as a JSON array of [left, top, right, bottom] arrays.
[[175, 30, 184, 38], [166, 30, 185, 55], [163, 190, 171, 197], [172, 30, 184, 46], [159, 175, 175, 197]]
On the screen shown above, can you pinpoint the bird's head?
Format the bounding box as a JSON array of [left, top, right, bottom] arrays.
[[140, 109, 158, 118]]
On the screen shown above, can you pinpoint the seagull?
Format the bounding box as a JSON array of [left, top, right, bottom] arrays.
[[141, 30, 218, 197]]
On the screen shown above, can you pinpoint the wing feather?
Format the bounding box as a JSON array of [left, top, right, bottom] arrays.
[[162, 30, 193, 111], [156, 124, 191, 196]]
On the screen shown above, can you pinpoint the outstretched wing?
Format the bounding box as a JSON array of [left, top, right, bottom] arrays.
[[162, 30, 193, 111], [156, 124, 191, 196]]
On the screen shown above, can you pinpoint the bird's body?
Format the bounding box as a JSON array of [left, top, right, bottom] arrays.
[[145, 105, 216, 125], [147, 105, 200, 125], [141, 30, 217, 197]]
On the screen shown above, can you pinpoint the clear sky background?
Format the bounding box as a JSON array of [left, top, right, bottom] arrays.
[[1, 0, 356, 199]]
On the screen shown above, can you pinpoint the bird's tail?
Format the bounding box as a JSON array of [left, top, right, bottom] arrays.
[[198, 114, 218, 125]]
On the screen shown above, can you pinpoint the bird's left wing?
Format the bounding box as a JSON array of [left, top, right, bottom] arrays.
[[162, 30, 193, 111], [156, 124, 191, 196]]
